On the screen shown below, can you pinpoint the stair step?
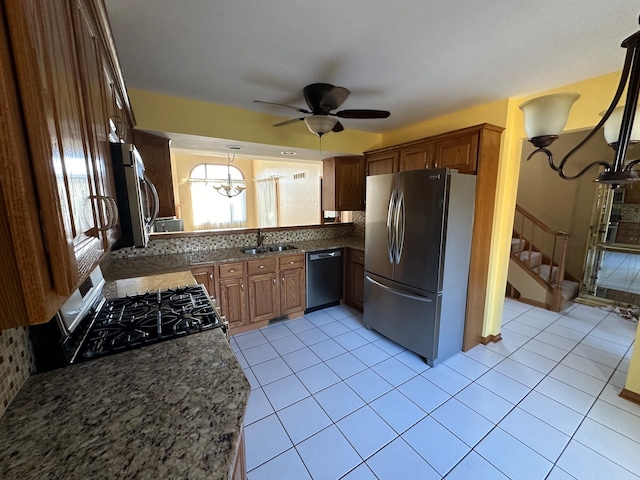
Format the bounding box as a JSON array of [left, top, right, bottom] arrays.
[[562, 280, 579, 302], [511, 238, 525, 253], [518, 250, 542, 268], [534, 264, 559, 283]]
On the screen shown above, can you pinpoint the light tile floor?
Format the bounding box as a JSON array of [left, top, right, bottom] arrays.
[[231, 300, 639, 479]]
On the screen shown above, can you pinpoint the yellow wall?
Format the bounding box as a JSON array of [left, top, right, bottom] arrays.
[[626, 326, 640, 394]]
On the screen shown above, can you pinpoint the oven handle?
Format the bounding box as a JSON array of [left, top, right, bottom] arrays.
[[143, 173, 160, 227]]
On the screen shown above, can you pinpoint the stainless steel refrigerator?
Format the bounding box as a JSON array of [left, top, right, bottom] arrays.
[[363, 168, 476, 366]]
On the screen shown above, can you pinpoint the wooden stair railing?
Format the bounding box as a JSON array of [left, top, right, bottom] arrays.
[[511, 205, 570, 311]]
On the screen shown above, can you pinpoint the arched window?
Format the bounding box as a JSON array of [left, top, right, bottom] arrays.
[[189, 163, 247, 230]]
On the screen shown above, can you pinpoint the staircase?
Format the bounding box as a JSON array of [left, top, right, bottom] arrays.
[[508, 205, 579, 311]]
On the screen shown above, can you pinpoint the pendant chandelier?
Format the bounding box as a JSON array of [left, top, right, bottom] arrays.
[[519, 19, 640, 188], [213, 153, 246, 198]]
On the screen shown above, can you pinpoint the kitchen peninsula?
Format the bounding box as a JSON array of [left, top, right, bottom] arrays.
[[0, 271, 250, 480]]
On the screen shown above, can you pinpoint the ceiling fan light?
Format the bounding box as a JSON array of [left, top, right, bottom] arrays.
[[304, 115, 338, 136], [600, 105, 640, 145], [519, 92, 580, 139]]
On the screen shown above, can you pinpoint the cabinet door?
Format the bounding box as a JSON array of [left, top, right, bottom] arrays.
[[434, 134, 479, 174], [365, 150, 399, 176], [219, 277, 248, 330], [71, 0, 121, 251], [322, 156, 365, 211], [133, 130, 176, 218], [399, 142, 435, 172], [191, 266, 214, 295], [6, 0, 104, 294], [280, 268, 306, 315], [248, 272, 279, 323], [345, 248, 364, 311]]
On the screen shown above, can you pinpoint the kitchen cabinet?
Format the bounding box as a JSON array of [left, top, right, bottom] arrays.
[[434, 133, 479, 174], [191, 266, 215, 297], [399, 141, 434, 172], [344, 248, 365, 311], [216, 262, 248, 331], [133, 130, 176, 218], [279, 254, 306, 315], [247, 257, 279, 323], [365, 150, 399, 176], [322, 156, 365, 211], [616, 222, 640, 244], [0, 0, 134, 329]]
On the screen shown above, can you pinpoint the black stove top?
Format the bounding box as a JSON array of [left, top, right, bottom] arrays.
[[70, 284, 221, 363]]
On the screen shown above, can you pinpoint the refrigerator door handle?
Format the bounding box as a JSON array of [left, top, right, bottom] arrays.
[[386, 189, 397, 264], [365, 275, 433, 303], [394, 189, 405, 264]]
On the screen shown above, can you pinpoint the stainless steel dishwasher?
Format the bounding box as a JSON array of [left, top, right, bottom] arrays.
[[306, 248, 343, 312]]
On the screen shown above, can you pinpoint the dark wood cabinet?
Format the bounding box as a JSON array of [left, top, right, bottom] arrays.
[[216, 262, 247, 331], [279, 255, 306, 316], [399, 141, 434, 172], [616, 222, 640, 244], [191, 266, 215, 296], [365, 150, 399, 176], [322, 156, 365, 211], [133, 130, 176, 218], [344, 248, 364, 311], [0, 0, 134, 329], [434, 133, 479, 174]]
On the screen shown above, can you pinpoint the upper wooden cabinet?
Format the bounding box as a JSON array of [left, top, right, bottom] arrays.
[[365, 150, 399, 176], [433, 133, 479, 174], [322, 156, 365, 211], [399, 141, 434, 172], [133, 130, 176, 218], [365, 124, 502, 177], [0, 0, 134, 329]]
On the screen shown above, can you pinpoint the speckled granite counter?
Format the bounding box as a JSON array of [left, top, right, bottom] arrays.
[[102, 236, 365, 280], [0, 328, 249, 479]]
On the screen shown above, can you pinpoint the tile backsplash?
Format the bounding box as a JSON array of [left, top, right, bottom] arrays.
[[0, 327, 34, 418], [109, 224, 355, 259]]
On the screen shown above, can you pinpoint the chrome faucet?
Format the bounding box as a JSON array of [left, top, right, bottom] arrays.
[[257, 229, 265, 247]]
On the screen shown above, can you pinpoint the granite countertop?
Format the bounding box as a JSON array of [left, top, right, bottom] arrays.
[[103, 236, 365, 280], [0, 328, 249, 479]]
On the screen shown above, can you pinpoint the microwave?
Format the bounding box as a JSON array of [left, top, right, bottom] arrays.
[[110, 143, 159, 248]]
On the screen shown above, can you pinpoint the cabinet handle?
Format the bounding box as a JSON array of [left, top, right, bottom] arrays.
[[209, 273, 213, 281], [229, 269, 235, 273], [281, 277, 284, 284], [289, 261, 295, 264], [259, 265, 265, 269], [273, 277, 276, 285], [241, 283, 244, 291]]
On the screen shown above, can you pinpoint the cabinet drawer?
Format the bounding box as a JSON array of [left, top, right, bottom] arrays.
[[350, 249, 364, 264], [218, 262, 245, 279], [279, 254, 305, 270], [247, 257, 277, 275]]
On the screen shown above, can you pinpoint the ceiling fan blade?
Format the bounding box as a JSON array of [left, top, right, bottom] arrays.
[[273, 117, 305, 127], [335, 109, 390, 119], [332, 121, 344, 133], [254, 100, 310, 114]]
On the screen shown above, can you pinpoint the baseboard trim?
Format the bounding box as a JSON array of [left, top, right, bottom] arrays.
[[620, 388, 640, 406], [480, 333, 502, 344]]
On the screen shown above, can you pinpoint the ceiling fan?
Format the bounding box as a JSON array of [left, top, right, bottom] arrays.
[[254, 83, 390, 137]]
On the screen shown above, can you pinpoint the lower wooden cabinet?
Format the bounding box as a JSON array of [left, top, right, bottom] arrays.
[[190, 266, 214, 296], [344, 248, 364, 311], [196, 254, 306, 334]]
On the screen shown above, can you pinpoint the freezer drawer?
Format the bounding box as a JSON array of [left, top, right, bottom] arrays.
[[363, 272, 442, 364]]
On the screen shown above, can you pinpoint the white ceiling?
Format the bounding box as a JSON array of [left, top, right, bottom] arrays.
[[105, 0, 639, 159]]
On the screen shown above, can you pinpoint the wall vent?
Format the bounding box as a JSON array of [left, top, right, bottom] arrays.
[[293, 172, 306, 180]]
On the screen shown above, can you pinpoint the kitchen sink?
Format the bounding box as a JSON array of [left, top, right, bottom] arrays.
[[240, 245, 297, 255]]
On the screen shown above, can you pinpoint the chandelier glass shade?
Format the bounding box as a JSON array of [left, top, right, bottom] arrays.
[[519, 21, 640, 187]]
